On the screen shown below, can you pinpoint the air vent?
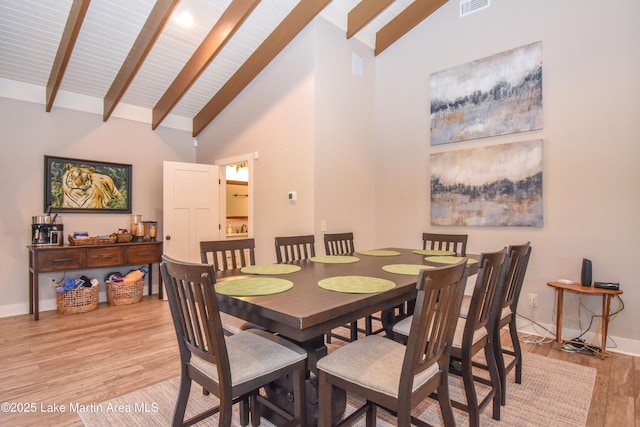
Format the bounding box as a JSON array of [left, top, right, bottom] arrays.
[[460, 0, 490, 17]]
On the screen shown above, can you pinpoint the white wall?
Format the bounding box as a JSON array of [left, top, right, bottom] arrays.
[[196, 20, 378, 262], [0, 98, 194, 315], [373, 0, 640, 350]]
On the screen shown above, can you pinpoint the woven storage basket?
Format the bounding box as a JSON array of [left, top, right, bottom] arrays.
[[56, 284, 99, 314], [107, 279, 144, 305]]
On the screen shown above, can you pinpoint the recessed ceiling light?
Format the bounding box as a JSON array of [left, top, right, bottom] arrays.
[[174, 10, 193, 27]]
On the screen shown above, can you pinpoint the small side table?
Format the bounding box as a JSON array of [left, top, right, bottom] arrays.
[[547, 281, 622, 359]]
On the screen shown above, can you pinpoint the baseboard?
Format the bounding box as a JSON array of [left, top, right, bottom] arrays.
[[516, 317, 640, 357]]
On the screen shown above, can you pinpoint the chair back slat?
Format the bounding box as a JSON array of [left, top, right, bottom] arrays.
[[275, 235, 316, 263], [161, 256, 231, 379], [324, 232, 355, 255], [422, 232, 468, 256], [501, 243, 532, 312], [466, 249, 508, 334], [200, 239, 256, 271], [401, 260, 468, 395]]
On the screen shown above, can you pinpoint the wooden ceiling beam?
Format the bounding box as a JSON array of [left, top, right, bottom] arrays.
[[192, 0, 332, 137], [347, 0, 394, 39], [103, 0, 179, 122], [45, 0, 90, 112], [151, 0, 261, 130], [374, 0, 448, 56]]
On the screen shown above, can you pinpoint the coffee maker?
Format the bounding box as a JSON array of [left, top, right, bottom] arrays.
[[31, 214, 63, 246]]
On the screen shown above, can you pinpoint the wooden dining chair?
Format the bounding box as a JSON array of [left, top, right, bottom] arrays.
[[200, 239, 259, 336], [493, 242, 532, 406], [161, 255, 307, 427], [317, 259, 469, 427], [323, 232, 383, 343], [422, 232, 468, 256], [393, 248, 507, 427], [274, 234, 315, 263], [323, 232, 355, 256], [200, 238, 256, 271]]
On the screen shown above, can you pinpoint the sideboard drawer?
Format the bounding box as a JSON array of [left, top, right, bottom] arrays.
[[126, 243, 162, 264], [86, 247, 124, 268], [35, 249, 85, 272]]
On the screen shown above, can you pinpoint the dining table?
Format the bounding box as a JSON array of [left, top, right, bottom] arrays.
[[214, 247, 478, 426]]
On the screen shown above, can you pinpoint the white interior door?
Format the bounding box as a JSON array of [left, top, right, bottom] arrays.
[[163, 161, 220, 264]]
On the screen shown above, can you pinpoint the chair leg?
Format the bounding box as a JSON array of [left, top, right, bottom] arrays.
[[509, 320, 523, 384], [292, 362, 306, 426], [366, 402, 377, 427], [494, 328, 507, 406], [485, 343, 501, 421], [350, 321, 358, 341], [172, 376, 191, 427], [461, 352, 480, 427], [318, 371, 332, 427], [436, 373, 456, 427]]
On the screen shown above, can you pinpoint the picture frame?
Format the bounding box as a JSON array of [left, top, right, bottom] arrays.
[[44, 155, 132, 213]]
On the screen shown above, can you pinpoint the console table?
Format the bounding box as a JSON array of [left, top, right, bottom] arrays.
[[28, 241, 163, 320], [547, 280, 623, 359]]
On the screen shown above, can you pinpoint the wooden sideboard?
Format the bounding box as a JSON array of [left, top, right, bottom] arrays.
[[27, 241, 163, 320]]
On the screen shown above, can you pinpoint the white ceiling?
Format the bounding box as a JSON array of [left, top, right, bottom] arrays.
[[0, 0, 424, 132]]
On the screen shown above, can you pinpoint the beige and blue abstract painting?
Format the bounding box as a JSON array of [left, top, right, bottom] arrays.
[[430, 41, 542, 146], [430, 139, 543, 227]]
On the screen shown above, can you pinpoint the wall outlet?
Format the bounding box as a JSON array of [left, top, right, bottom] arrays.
[[528, 293, 538, 307]]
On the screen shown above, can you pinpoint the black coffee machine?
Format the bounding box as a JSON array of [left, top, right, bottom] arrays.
[[31, 214, 63, 246]]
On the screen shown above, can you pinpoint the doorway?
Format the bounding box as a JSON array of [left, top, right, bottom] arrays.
[[215, 153, 255, 240]]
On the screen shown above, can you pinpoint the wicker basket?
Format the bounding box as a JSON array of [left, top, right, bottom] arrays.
[[56, 284, 99, 314], [68, 235, 117, 246], [107, 279, 144, 305]]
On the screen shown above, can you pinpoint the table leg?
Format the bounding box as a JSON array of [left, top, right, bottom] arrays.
[[601, 294, 612, 360], [556, 289, 563, 343]]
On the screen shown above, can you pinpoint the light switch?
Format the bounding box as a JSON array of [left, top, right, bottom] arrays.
[[288, 191, 297, 201]]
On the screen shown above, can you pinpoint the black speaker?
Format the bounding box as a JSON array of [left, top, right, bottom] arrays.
[[581, 258, 592, 287]]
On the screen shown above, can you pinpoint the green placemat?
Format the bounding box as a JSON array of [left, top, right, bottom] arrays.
[[413, 249, 456, 256], [318, 276, 395, 294], [310, 255, 360, 264], [215, 277, 293, 296], [424, 256, 479, 265], [240, 264, 301, 275], [358, 249, 401, 257], [382, 264, 435, 276]]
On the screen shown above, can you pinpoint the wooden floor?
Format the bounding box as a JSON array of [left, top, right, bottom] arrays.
[[0, 296, 638, 426]]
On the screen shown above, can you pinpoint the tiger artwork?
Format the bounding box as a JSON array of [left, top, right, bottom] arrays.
[[62, 164, 124, 209]]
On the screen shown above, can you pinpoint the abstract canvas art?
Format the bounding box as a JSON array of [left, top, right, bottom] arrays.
[[430, 139, 543, 227], [430, 41, 542, 145]]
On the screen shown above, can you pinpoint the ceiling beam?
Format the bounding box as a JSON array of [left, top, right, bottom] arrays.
[[45, 0, 90, 112], [374, 0, 448, 56], [192, 0, 332, 137], [151, 0, 261, 130], [347, 0, 394, 39], [103, 0, 179, 122]]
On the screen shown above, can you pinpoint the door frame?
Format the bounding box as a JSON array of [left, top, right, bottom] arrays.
[[215, 153, 255, 240]]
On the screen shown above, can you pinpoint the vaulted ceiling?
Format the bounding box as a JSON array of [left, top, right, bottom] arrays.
[[0, 0, 448, 136]]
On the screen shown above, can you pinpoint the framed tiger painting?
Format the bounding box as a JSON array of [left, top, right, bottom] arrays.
[[44, 156, 132, 213]]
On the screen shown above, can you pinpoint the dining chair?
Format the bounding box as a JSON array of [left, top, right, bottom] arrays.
[[323, 232, 384, 343], [274, 234, 316, 263], [317, 259, 469, 427], [200, 238, 256, 271], [161, 255, 307, 427], [422, 232, 468, 256], [393, 248, 507, 427], [200, 239, 259, 336], [493, 242, 532, 406]]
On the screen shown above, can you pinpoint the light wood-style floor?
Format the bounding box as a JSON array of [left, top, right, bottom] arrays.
[[0, 296, 638, 426]]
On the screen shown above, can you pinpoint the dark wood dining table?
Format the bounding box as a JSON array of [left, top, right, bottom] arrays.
[[215, 248, 477, 426]]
